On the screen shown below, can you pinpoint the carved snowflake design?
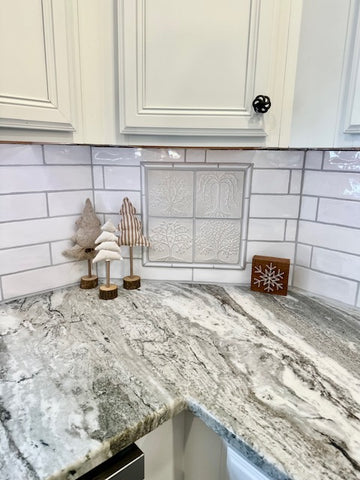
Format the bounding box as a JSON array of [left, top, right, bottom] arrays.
[[253, 263, 284, 292]]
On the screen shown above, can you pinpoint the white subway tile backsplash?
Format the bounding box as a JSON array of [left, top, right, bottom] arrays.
[[298, 221, 360, 255], [50, 240, 73, 264], [0, 144, 43, 165], [285, 220, 297, 241], [93, 166, 104, 189], [290, 170, 302, 194], [138, 148, 185, 162], [0, 166, 92, 193], [186, 149, 206, 162], [139, 263, 193, 281], [2, 262, 87, 300], [317, 198, 360, 228], [251, 170, 290, 194], [248, 219, 285, 241], [250, 195, 300, 218], [206, 150, 304, 168], [296, 244, 312, 268], [246, 242, 295, 262], [104, 166, 141, 190], [0, 244, 51, 275], [299, 196, 318, 220], [95, 190, 141, 213], [0, 193, 47, 221], [293, 266, 358, 305], [0, 217, 76, 249], [305, 151, 323, 170], [43, 145, 91, 164], [48, 190, 93, 216], [193, 265, 251, 283], [92, 147, 142, 165], [311, 247, 360, 282], [323, 151, 360, 171], [303, 170, 360, 200]]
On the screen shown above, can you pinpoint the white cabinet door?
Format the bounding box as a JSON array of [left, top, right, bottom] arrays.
[[0, 0, 76, 131], [118, 0, 302, 144]]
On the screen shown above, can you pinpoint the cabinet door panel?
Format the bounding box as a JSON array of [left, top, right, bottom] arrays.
[[0, 0, 75, 131], [119, 0, 300, 141]]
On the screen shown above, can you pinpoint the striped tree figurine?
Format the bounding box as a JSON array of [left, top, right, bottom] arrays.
[[119, 197, 150, 290]]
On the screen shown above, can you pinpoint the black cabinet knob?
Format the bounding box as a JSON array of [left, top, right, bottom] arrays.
[[252, 95, 271, 113]]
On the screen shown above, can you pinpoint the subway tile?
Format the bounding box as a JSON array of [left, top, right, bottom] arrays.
[[250, 195, 300, 218], [2, 262, 87, 300], [206, 150, 304, 168], [293, 266, 357, 305], [251, 170, 290, 194], [317, 198, 360, 228], [93, 166, 104, 189], [290, 170, 302, 194], [0, 244, 51, 275], [300, 196, 318, 221], [0, 193, 47, 221], [302, 170, 360, 199], [305, 151, 323, 170], [92, 147, 142, 165], [298, 220, 360, 255], [0, 166, 92, 193], [0, 144, 43, 165], [139, 263, 192, 281], [296, 244, 312, 268], [246, 242, 295, 262], [285, 219, 297, 241], [192, 265, 251, 283], [47, 190, 93, 216], [323, 151, 360, 171], [311, 247, 360, 282], [139, 148, 185, 162], [186, 149, 206, 162], [44, 145, 91, 164], [247, 219, 285, 241], [94, 190, 141, 214], [104, 166, 141, 190], [0, 217, 76, 249], [51, 240, 73, 264]]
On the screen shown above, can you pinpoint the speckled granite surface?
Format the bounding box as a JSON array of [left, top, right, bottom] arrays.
[[0, 282, 360, 480]]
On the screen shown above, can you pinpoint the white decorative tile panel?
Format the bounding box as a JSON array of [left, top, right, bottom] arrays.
[[148, 170, 194, 217], [143, 163, 251, 269], [148, 218, 193, 262], [196, 171, 243, 218], [194, 220, 240, 264]]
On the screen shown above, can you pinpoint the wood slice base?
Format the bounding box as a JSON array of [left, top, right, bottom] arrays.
[[80, 275, 98, 289], [99, 284, 118, 300], [123, 275, 141, 290]]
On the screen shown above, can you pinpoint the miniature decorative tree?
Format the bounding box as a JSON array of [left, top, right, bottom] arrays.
[[63, 198, 101, 289], [119, 197, 150, 290], [93, 220, 123, 300]]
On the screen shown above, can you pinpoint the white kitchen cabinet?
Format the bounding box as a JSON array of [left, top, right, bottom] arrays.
[[136, 411, 270, 480], [0, 0, 78, 132], [119, 0, 302, 146]]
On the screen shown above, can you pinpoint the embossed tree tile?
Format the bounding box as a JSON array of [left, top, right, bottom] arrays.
[[196, 171, 243, 218], [148, 218, 193, 262], [194, 219, 241, 264], [148, 169, 194, 217], [251, 255, 290, 296]]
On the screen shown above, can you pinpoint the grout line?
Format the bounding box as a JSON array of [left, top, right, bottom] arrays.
[[288, 170, 292, 194], [45, 192, 50, 217], [0, 276, 4, 301], [298, 218, 360, 229], [315, 197, 320, 221], [293, 150, 305, 270], [297, 241, 360, 258], [295, 263, 359, 285], [0, 188, 94, 196], [48, 242, 54, 265], [321, 151, 325, 170], [309, 246, 314, 268], [41, 145, 45, 164], [284, 220, 287, 241], [102, 166, 105, 189], [355, 283, 360, 306]]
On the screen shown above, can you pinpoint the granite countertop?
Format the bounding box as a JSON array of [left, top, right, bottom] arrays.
[[0, 282, 360, 480]]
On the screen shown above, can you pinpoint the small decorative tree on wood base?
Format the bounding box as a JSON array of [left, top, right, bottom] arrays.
[[63, 198, 101, 289], [93, 220, 123, 300], [119, 197, 150, 290]]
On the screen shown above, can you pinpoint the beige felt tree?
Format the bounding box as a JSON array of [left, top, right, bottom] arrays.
[[93, 220, 123, 299], [63, 198, 101, 289], [119, 197, 150, 290]]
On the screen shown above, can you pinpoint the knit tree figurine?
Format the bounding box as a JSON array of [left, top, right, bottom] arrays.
[[93, 220, 123, 299], [119, 197, 150, 290], [63, 198, 101, 289]]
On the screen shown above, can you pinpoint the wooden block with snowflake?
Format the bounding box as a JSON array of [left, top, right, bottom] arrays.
[[251, 255, 290, 296]]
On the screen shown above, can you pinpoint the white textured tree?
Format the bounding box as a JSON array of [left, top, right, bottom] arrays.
[[150, 220, 192, 261]]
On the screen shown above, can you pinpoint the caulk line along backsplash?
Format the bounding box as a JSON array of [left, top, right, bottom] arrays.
[[0, 144, 360, 307]]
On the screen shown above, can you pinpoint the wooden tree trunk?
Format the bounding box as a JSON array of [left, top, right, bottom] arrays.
[[99, 260, 118, 299], [80, 258, 98, 289], [123, 246, 141, 290]]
